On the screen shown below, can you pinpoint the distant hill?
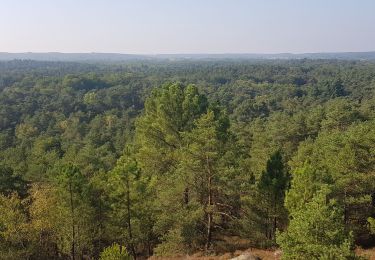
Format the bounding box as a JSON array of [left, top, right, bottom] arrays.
[[1, 51, 375, 61], [0, 52, 148, 62], [154, 52, 375, 60]]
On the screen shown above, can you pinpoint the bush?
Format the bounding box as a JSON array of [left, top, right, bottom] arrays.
[[99, 243, 131, 260]]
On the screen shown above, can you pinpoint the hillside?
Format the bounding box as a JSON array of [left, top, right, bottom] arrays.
[[0, 59, 374, 259]]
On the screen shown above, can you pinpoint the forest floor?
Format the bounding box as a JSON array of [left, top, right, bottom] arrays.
[[356, 247, 375, 260], [148, 236, 375, 259], [149, 247, 375, 260], [149, 248, 279, 260]]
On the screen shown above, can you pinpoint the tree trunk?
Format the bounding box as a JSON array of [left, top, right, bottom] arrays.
[[205, 155, 213, 251], [206, 175, 212, 251], [98, 193, 103, 253], [273, 216, 277, 241], [344, 190, 348, 228], [272, 193, 277, 241], [126, 177, 137, 260], [69, 182, 75, 260], [184, 187, 189, 205]]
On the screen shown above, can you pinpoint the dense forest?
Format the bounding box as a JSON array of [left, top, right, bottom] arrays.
[[1, 59, 375, 259]]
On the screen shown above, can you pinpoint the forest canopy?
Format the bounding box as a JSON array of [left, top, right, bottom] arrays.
[[0, 59, 375, 259]]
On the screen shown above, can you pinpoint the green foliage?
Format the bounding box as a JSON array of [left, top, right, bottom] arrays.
[[285, 163, 330, 213], [0, 194, 31, 260], [48, 164, 95, 258], [179, 110, 231, 250], [135, 82, 208, 176], [258, 150, 289, 202], [368, 217, 375, 235], [240, 151, 289, 245], [239, 189, 275, 248], [0, 164, 27, 197], [99, 243, 131, 260], [153, 228, 187, 256], [277, 187, 357, 260], [106, 152, 156, 258], [1, 60, 375, 258], [290, 120, 375, 238], [28, 183, 70, 259]]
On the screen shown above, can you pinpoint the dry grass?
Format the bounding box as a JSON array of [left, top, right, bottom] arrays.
[[356, 247, 375, 260], [148, 248, 280, 260], [149, 247, 375, 260]]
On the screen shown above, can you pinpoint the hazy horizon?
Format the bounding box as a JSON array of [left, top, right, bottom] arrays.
[[2, 51, 375, 55], [1, 0, 375, 54]]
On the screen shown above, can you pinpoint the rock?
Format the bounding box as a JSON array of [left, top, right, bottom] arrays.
[[274, 249, 282, 258]]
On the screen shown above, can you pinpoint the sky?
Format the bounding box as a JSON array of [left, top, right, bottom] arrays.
[[0, 0, 374, 54]]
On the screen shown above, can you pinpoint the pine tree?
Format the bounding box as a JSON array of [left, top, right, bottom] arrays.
[[285, 163, 329, 213], [107, 152, 156, 258], [277, 186, 357, 260], [135, 83, 210, 254], [0, 164, 27, 197], [257, 150, 289, 242], [135, 83, 207, 177], [28, 166, 97, 259], [179, 109, 233, 251]]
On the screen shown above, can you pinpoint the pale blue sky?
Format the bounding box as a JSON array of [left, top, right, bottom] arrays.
[[0, 0, 374, 54]]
